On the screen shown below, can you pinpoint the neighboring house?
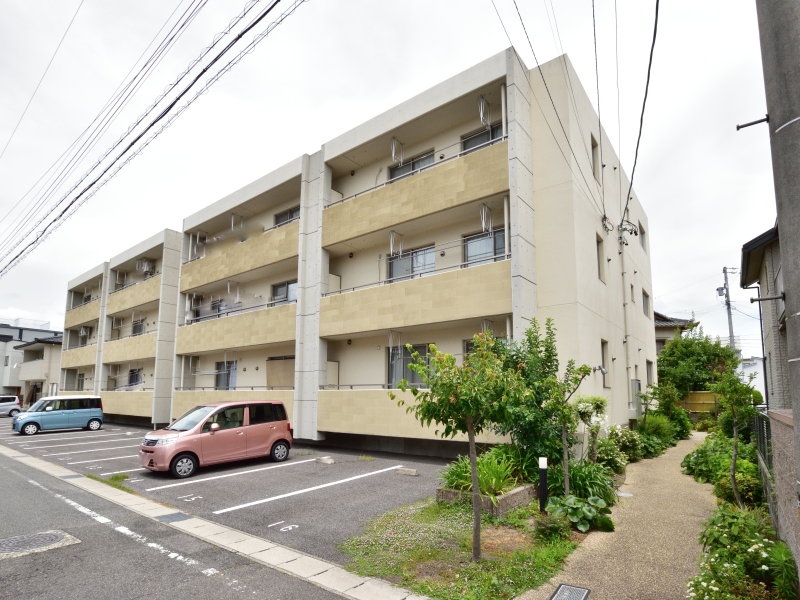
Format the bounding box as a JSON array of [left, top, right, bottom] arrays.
[[0, 317, 62, 398], [654, 311, 692, 355], [60, 48, 657, 453], [740, 355, 766, 399], [17, 334, 63, 407]]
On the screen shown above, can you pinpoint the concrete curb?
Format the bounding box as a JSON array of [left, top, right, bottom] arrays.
[[0, 443, 426, 600]]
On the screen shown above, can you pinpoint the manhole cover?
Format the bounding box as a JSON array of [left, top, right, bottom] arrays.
[[549, 584, 590, 600], [0, 532, 64, 553]]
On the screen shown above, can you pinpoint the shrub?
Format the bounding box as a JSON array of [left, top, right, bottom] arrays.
[[483, 443, 538, 483], [682, 433, 762, 506], [639, 432, 666, 458], [639, 413, 676, 445], [608, 425, 643, 462], [769, 542, 800, 599], [548, 460, 616, 506], [665, 406, 693, 439], [596, 437, 627, 474], [715, 471, 764, 505], [545, 495, 614, 533], [441, 453, 517, 503], [695, 412, 716, 432], [534, 511, 571, 541], [719, 409, 754, 444]]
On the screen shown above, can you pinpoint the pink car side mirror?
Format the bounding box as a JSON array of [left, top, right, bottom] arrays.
[[209, 422, 220, 432]]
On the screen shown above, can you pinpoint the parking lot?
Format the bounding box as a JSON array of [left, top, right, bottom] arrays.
[[0, 420, 448, 563]]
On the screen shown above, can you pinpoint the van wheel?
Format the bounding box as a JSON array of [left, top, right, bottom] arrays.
[[85, 419, 102, 431], [271, 441, 289, 462], [9, 409, 19, 417], [170, 454, 197, 479], [22, 423, 39, 436]]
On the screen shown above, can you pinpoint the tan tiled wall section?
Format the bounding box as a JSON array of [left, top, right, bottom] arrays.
[[107, 275, 161, 315], [320, 260, 511, 336], [317, 389, 508, 443], [61, 345, 98, 369], [100, 391, 153, 417], [322, 141, 509, 247], [180, 221, 299, 292], [172, 390, 294, 422], [176, 303, 296, 354], [103, 332, 157, 364], [64, 299, 101, 329]]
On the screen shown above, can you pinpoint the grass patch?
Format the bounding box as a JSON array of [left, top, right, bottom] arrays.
[[357, 455, 375, 461], [85, 473, 136, 494], [339, 499, 576, 600]]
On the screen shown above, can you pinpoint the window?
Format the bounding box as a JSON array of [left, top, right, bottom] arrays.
[[3, 356, 7, 366], [248, 404, 276, 425], [215, 361, 237, 390], [272, 280, 298, 304], [132, 320, 144, 336], [631, 284, 635, 302], [463, 229, 505, 267], [389, 151, 434, 181], [463, 339, 476, 356], [634, 364, 639, 380], [642, 290, 650, 317], [591, 135, 600, 182], [202, 405, 245, 432], [656, 339, 666, 355], [273, 403, 287, 422], [275, 206, 300, 227], [461, 123, 503, 153], [638, 222, 647, 252], [70, 398, 90, 410], [388, 344, 429, 389], [387, 246, 435, 282], [79, 327, 92, 347], [596, 235, 605, 282], [77, 373, 85, 391], [600, 340, 610, 388], [128, 369, 141, 387], [646, 360, 654, 386]]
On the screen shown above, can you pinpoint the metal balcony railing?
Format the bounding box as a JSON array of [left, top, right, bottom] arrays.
[[182, 298, 296, 326], [175, 386, 294, 391]]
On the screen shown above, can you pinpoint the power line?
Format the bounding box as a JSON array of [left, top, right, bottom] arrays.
[[621, 0, 660, 225], [591, 0, 606, 214], [0, 0, 85, 163], [654, 272, 721, 299], [614, 0, 623, 217]]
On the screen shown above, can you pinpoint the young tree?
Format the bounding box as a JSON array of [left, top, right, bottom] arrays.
[[549, 362, 592, 494], [710, 371, 758, 507], [390, 332, 527, 562], [574, 395, 608, 464], [637, 383, 680, 426]]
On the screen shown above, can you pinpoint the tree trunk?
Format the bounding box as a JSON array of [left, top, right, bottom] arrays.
[[730, 412, 744, 507], [590, 431, 598, 464], [466, 418, 481, 563], [562, 423, 570, 496]]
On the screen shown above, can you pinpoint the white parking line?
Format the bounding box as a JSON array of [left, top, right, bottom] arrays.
[[19, 437, 134, 450], [145, 457, 326, 491], [100, 468, 147, 476], [8, 432, 138, 444], [68, 455, 139, 465], [213, 465, 403, 515], [43, 445, 141, 457]]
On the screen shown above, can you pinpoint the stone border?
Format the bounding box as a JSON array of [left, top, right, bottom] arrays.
[[0, 443, 427, 600], [436, 484, 535, 518]]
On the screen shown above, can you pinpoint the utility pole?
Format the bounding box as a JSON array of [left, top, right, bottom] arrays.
[[722, 267, 735, 352], [752, 0, 800, 507]]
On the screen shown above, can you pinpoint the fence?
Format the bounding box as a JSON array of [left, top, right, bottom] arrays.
[[677, 390, 716, 413]]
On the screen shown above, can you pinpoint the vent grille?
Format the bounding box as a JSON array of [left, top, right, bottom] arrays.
[[549, 585, 590, 600]]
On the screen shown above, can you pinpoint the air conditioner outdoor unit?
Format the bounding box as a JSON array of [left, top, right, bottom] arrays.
[[79, 326, 92, 337]]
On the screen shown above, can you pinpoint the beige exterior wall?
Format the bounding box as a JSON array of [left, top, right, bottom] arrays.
[[172, 389, 294, 422], [107, 274, 161, 315], [180, 220, 299, 292], [176, 303, 296, 354], [320, 261, 511, 337], [322, 142, 509, 247], [64, 298, 101, 329], [61, 344, 98, 369], [102, 332, 157, 364], [100, 391, 153, 417]]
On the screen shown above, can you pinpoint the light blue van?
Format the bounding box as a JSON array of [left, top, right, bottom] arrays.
[[12, 395, 103, 435]]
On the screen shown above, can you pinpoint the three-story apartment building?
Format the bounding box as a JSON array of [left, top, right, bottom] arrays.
[[60, 48, 657, 453]]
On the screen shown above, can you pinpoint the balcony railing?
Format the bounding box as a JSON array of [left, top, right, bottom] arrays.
[[326, 135, 507, 209], [182, 298, 297, 326], [66, 341, 98, 350], [109, 328, 157, 342], [109, 271, 160, 295], [103, 384, 153, 392], [175, 386, 294, 391], [68, 296, 99, 311]]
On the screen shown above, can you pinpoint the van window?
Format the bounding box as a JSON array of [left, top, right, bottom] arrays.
[[51, 399, 70, 411], [248, 404, 275, 425], [70, 398, 90, 410], [202, 406, 245, 431], [90, 398, 101, 409], [273, 404, 287, 422]]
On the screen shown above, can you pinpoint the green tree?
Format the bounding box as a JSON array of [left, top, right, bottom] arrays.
[[574, 395, 608, 463], [550, 362, 592, 494], [637, 383, 681, 426], [710, 371, 758, 507], [390, 332, 527, 562]]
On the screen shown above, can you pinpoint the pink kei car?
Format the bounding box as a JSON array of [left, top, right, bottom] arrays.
[[140, 401, 292, 478]]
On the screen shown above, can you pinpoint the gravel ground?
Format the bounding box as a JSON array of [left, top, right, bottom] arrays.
[[517, 432, 716, 600]]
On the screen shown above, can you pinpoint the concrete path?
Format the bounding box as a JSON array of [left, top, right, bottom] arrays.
[[517, 433, 716, 600]]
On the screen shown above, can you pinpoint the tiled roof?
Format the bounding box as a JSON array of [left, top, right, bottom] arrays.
[[653, 311, 692, 328], [15, 334, 63, 349]]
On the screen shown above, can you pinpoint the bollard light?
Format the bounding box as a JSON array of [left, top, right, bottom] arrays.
[[539, 457, 548, 513]]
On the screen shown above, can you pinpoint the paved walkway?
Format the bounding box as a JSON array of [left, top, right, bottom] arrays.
[[518, 433, 716, 600]]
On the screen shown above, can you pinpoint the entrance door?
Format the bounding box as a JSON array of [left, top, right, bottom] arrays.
[[200, 405, 247, 464]]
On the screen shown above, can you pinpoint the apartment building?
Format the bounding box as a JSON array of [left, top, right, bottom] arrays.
[[60, 48, 657, 453], [1, 317, 61, 399], [17, 333, 62, 406]]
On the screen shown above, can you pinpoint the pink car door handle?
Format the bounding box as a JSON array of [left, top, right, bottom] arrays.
[[236, 431, 244, 435]]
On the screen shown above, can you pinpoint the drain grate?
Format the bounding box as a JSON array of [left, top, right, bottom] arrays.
[[549, 584, 590, 600], [0, 532, 64, 553]]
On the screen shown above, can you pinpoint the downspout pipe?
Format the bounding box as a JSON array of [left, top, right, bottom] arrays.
[[744, 284, 770, 410], [619, 231, 634, 417], [501, 84, 507, 137]]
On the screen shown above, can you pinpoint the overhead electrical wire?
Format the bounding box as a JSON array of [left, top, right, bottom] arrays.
[[0, 0, 85, 163], [614, 0, 623, 216], [621, 0, 660, 226], [590, 0, 606, 214], [0, 0, 307, 277]]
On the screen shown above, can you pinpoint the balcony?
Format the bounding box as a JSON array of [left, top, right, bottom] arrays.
[[103, 332, 157, 364], [99, 391, 153, 417], [61, 344, 98, 369], [65, 298, 100, 329], [107, 274, 161, 315], [19, 359, 48, 382], [180, 219, 300, 292], [172, 389, 294, 421], [320, 259, 511, 337], [177, 302, 296, 354], [322, 140, 508, 248], [317, 389, 505, 443]]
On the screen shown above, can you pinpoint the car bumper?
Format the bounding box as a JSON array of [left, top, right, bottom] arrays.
[[139, 446, 173, 472]]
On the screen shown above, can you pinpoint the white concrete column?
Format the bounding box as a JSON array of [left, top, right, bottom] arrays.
[[152, 230, 182, 425], [93, 263, 111, 395]]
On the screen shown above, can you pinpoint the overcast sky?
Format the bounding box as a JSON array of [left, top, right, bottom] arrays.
[[0, 0, 775, 358]]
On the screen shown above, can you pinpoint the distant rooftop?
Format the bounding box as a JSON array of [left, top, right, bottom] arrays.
[[15, 334, 63, 350], [653, 311, 692, 329], [0, 317, 51, 329]]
